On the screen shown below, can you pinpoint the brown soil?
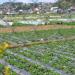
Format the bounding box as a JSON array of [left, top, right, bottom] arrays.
[[0, 25, 75, 33]]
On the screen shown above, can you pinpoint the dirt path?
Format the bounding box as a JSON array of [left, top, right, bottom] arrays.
[[0, 25, 75, 33]]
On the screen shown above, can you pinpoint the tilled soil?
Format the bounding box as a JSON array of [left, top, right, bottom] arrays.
[[0, 25, 75, 33]]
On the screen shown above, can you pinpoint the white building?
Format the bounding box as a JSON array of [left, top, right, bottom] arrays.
[[50, 7, 59, 13]]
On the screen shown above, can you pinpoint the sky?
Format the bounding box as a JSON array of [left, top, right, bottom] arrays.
[[0, 0, 57, 4]]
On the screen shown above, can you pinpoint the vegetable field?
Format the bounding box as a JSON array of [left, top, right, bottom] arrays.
[[0, 63, 17, 75], [0, 28, 75, 75]]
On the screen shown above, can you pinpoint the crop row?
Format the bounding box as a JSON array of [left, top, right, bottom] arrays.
[[12, 21, 75, 26], [0, 29, 75, 75], [0, 63, 17, 75], [4, 53, 60, 75], [6, 40, 75, 75]]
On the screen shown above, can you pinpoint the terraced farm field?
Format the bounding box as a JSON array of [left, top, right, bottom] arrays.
[[0, 28, 75, 75]]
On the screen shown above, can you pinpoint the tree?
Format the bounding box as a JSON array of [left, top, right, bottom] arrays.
[[55, 0, 72, 9]]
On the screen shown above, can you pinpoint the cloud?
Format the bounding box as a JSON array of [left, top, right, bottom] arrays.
[[39, 0, 57, 3], [16, 0, 32, 3], [16, 0, 57, 3], [0, 0, 57, 4]]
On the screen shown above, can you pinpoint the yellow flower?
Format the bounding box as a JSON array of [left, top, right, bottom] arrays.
[[3, 42, 9, 49], [0, 49, 4, 54], [4, 66, 11, 75]]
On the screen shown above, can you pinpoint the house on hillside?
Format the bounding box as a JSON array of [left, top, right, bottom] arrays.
[[33, 8, 40, 14], [0, 10, 3, 14], [50, 7, 58, 13], [50, 7, 64, 13], [0, 7, 4, 14], [68, 6, 75, 13]]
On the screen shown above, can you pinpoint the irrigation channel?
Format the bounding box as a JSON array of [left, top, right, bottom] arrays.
[[5, 35, 75, 48], [0, 33, 75, 48]]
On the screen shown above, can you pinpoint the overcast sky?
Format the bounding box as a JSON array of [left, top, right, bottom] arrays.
[[0, 0, 57, 4]]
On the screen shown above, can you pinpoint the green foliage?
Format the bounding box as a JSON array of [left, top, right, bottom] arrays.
[[1, 28, 75, 74], [63, 22, 75, 25], [55, 0, 71, 9]]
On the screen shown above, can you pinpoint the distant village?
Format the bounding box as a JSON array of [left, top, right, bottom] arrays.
[[0, 2, 75, 15], [0, 2, 51, 14]]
